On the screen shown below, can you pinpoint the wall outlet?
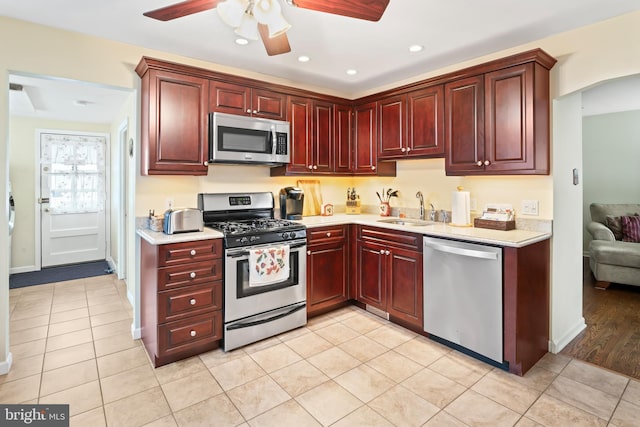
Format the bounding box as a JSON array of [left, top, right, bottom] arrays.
[[522, 199, 539, 216], [165, 198, 174, 210]]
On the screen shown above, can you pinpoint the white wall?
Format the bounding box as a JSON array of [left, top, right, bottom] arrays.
[[582, 110, 640, 252]]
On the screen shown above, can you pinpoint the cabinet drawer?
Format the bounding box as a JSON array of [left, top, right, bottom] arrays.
[[158, 259, 223, 291], [158, 282, 222, 323], [308, 226, 347, 243], [158, 311, 223, 356], [358, 226, 422, 251], [158, 239, 222, 267]]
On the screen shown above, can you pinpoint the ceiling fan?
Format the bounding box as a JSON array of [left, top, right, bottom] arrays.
[[143, 0, 390, 56]]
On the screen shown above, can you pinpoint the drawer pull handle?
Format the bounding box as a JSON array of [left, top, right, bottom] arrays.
[[190, 298, 196, 305], [326, 232, 331, 237], [190, 272, 196, 279], [379, 249, 385, 254], [190, 330, 196, 337], [385, 250, 390, 255], [190, 249, 196, 256], [307, 250, 311, 256]]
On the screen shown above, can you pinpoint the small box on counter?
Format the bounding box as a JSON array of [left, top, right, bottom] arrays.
[[474, 203, 515, 230], [474, 218, 516, 231]]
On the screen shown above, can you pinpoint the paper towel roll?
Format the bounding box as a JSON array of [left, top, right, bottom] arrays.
[[451, 190, 471, 226]]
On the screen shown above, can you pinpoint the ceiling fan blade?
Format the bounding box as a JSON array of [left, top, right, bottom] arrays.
[[290, 0, 390, 22], [258, 24, 292, 56], [143, 0, 222, 21]]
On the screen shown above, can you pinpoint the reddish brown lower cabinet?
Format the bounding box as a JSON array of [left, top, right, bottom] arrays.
[[140, 238, 224, 367], [307, 225, 349, 317], [503, 238, 550, 376], [355, 226, 423, 329]]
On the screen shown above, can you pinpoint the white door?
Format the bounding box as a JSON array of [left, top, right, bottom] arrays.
[[40, 132, 107, 267]]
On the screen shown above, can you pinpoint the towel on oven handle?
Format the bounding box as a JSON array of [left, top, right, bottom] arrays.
[[249, 245, 290, 287]]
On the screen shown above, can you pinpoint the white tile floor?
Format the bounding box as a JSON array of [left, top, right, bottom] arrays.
[[3, 274, 640, 426]]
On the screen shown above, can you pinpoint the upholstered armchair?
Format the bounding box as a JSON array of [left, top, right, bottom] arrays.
[[587, 203, 640, 289]]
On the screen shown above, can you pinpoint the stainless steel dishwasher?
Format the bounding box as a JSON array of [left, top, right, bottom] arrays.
[[423, 236, 503, 364]]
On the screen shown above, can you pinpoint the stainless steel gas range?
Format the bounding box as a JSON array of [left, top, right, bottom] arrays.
[[198, 192, 307, 351]]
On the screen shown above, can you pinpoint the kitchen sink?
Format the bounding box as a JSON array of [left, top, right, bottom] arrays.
[[377, 218, 435, 227]]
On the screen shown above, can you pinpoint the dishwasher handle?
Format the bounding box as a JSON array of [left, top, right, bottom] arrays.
[[424, 240, 499, 260]]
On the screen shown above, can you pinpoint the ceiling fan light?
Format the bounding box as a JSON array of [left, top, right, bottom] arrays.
[[234, 14, 260, 40], [266, 14, 291, 38], [217, 0, 247, 28], [253, 0, 279, 24]]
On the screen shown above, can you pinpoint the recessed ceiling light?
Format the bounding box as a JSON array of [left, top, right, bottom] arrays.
[[235, 38, 249, 45], [346, 69, 357, 75], [298, 55, 310, 63], [409, 45, 423, 53]]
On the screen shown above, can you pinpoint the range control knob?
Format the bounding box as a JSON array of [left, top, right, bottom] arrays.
[[289, 231, 296, 239], [250, 236, 258, 242], [240, 237, 249, 244], [281, 232, 289, 239]]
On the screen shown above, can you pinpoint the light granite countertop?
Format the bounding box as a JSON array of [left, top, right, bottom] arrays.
[[136, 214, 551, 248], [137, 227, 223, 245], [295, 214, 551, 248]]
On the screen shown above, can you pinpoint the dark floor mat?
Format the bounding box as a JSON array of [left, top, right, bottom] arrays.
[[9, 260, 113, 289]]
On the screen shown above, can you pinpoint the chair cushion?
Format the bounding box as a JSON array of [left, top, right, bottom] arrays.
[[622, 215, 640, 243], [590, 240, 640, 268]]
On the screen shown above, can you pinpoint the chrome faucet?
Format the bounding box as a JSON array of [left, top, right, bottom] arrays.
[[416, 191, 424, 220], [429, 203, 436, 221]]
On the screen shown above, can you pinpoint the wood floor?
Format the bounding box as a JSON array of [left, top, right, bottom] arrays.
[[560, 258, 640, 379]]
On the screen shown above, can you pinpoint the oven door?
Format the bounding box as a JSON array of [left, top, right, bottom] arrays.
[[225, 239, 306, 323]]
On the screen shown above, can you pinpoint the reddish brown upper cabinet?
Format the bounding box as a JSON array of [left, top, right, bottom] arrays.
[[274, 97, 333, 174], [355, 226, 423, 329], [334, 104, 353, 174], [378, 86, 444, 160], [445, 50, 555, 175], [136, 59, 209, 175], [209, 81, 287, 120], [353, 102, 398, 176], [307, 225, 349, 317]]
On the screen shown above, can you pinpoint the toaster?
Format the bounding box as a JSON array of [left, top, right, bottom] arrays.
[[163, 208, 203, 234]]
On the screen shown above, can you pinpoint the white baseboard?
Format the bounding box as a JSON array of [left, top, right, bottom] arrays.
[[549, 317, 587, 353], [131, 322, 141, 340], [9, 265, 38, 275], [0, 352, 13, 375]]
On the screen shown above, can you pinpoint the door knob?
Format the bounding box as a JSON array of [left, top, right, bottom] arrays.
[[190, 298, 196, 305], [190, 330, 196, 337], [190, 272, 196, 279], [190, 249, 196, 256], [484, 160, 491, 166], [476, 161, 483, 167]]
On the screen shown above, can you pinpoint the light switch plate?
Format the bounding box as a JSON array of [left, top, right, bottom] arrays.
[[522, 200, 539, 216]]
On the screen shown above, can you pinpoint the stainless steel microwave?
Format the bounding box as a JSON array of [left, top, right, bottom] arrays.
[[208, 112, 290, 166]]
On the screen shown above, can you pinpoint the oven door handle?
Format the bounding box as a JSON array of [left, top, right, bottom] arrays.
[[227, 242, 307, 258], [226, 303, 306, 330]]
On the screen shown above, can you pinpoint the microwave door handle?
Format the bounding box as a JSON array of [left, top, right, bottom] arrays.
[[271, 126, 277, 155]]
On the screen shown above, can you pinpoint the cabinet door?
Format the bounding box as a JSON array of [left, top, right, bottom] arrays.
[[209, 81, 250, 116], [378, 94, 407, 159], [387, 247, 423, 328], [484, 63, 536, 173], [252, 88, 287, 120], [408, 85, 444, 157], [444, 75, 485, 175], [144, 70, 209, 175], [334, 104, 353, 174], [353, 102, 378, 175], [355, 240, 386, 310], [307, 240, 348, 316], [312, 101, 333, 173], [287, 96, 313, 173]]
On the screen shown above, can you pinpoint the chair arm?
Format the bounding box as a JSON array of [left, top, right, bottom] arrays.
[[587, 222, 615, 241]]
